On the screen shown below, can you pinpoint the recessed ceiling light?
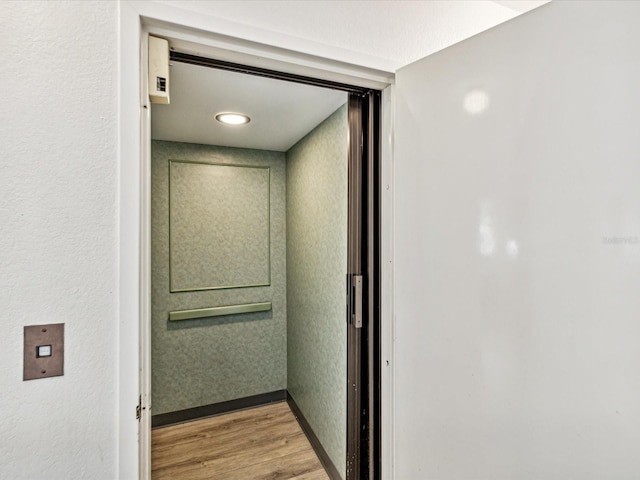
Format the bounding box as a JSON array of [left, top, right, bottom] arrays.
[[215, 112, 251, 125]]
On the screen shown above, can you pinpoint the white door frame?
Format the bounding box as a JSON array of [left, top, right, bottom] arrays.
[[118, 2, 396, 478]]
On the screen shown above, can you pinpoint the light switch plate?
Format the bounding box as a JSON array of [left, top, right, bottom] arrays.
[[24, 323, 64, 381]]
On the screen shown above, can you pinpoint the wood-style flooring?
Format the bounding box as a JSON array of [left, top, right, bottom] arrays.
[[152, 401, 330, 480]]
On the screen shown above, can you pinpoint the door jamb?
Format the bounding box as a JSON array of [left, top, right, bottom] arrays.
[[346, 91, 382, 480], [346, 94, 364, 480]]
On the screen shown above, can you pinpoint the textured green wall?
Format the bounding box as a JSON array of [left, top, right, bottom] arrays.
[[151, 140, 286, 415], [286, 103, 348, 476]]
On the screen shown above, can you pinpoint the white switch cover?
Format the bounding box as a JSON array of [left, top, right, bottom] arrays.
[[37, 345, 52, 357]]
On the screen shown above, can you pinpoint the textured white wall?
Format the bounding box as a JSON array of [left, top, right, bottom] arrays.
[[0, 2, 118, 478]]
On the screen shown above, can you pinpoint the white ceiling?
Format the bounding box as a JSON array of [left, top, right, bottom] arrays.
[[151, 0, 549, 151], [151, 62, 347, 152], [154, 0, 549, 72]]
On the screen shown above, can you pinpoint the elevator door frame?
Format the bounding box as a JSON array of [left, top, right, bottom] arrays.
[[121, 10, 394, 478]]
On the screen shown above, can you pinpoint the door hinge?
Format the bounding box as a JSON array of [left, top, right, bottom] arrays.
[[348, 274, 363, 328], [136, 395, 142, 421]]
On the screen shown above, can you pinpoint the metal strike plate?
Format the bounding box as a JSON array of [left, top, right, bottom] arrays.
[[24, 323, 64, 381], [353, 275, 363, 328]]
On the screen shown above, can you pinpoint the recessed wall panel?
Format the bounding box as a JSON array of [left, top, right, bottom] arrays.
[[169, 161, 270, 292]]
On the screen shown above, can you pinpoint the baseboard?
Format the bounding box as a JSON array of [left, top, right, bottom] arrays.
[[152, 389, 287, 428], [286, 391, 342, 480]]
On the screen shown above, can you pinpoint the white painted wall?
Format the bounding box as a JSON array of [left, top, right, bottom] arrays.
[[395, 1, 640, 478], [0, 2, 118, 479]]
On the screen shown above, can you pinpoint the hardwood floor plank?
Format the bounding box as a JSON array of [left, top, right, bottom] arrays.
[[152, 433, 311, 480], [153, 402, 292, 444], [152, 401, 331, 480], [152, 408, 302, 467], [152, 404, 295, 455], [206, 449, 328, 480], [292, 469, 333, 480]]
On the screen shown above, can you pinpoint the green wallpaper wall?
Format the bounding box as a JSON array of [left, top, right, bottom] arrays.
[[151, 140, 286, 415], [286, 103, 348, 477]]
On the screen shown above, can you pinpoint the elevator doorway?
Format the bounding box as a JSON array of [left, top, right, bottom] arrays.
[[146, 49, 380, 480]]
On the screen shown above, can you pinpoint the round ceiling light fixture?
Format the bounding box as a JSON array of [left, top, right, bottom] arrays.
[[215, 112, 251, 126]]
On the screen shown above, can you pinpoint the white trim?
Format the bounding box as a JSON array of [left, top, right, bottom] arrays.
[[138, 29, 152, 480], [380, 85, 395, 480], [118, 2, 142, 479], [129, 0, 400, 74], [143, 22, 393, 91], [118, 2, 395, 478], [132, 1, 394, 90]]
